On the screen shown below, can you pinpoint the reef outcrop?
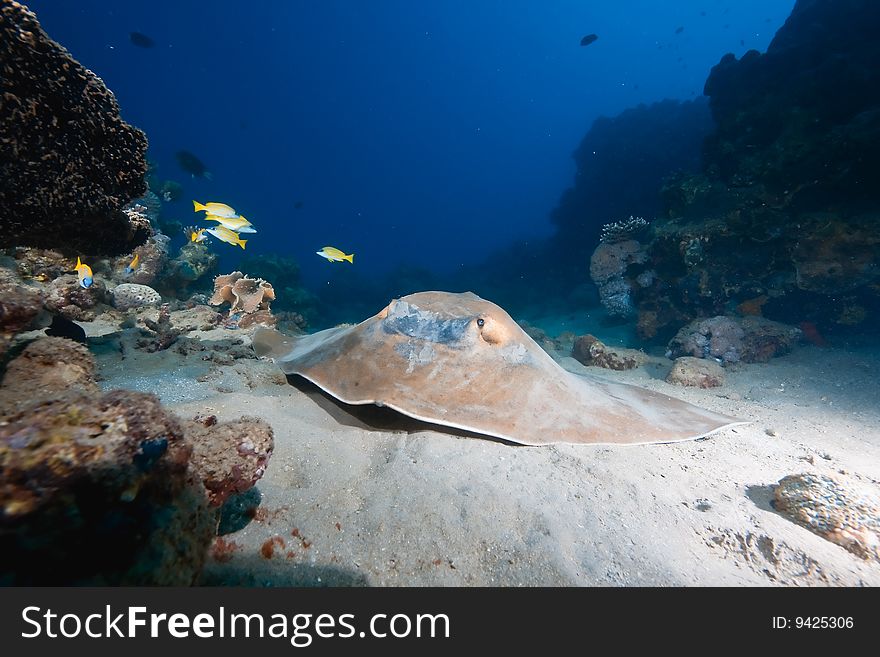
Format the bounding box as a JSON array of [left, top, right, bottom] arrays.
[[0, 0, 149, 255], [0, 336, 275, 584], [667, 315, 801, 365], [604, 0, 880, 338], [0, 268, 44, 358]]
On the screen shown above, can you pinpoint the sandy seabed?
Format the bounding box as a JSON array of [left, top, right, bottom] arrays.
[[92, 320, 880, 587]]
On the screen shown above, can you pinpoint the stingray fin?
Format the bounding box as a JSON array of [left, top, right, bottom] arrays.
[[253, 327, 297, 359]]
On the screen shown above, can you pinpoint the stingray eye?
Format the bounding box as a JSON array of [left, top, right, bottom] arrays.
[[476, 318, 485, 328]]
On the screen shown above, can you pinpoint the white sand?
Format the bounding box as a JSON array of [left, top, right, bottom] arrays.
[[94, 327, 880, 586]]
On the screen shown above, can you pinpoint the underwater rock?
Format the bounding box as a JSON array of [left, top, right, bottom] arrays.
[[665, 356, 725, 389], [0, 388, 215, 585], [0, 0, 149, 255], [571, 334, 645, 370], [0, 336, 97, 414], [238, 309, 277, 329], [589, 239, 648, 318], [185, 415, 274, 507], [0, 268, 44, 358], [167, 305, 222, 332], [774, 473, 880, 562], [0, 336, 276, 584], [111, 282, 162, 311], [667, 315, 801, 365], [44, 273, 106, 321], [112, 228, 169, 288]]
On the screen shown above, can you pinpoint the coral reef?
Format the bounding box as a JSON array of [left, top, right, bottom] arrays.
[[111, 226, 170, 288], [44, 274, 106, 321], [0, 384, 213, 585], [185, 414, 274, 507], [571, 334, 645, 370], [0, 336, 276, 584], [621, 0, 880, 336], [0, 268, 44, 358], [111, 282, 162, 311], [0, 0, 149, 255], [665, 356, 725, 389], [774, 473, 880, 562], [667, 316, 801, 365]]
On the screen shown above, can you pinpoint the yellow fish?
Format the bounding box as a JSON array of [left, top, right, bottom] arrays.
[[205, 225, 247, 249], [192, 200, 245, 220], [316, 246, 354, 263], [124, 253, 139, 275], [190, 228, 208, 243], [204, 213, 256, 233], [74, 256, 93, 289]]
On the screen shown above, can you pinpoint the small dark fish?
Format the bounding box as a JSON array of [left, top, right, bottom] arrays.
[[175, 150, 212, 179], [46, 314, 86, 343], [700, 11, 706, 17], [294, 201, 304, 209], [740, 39, 745, 46], [675, 26, 684, 35], [580, 33, 598, 47], [129, 31, 155, 48]]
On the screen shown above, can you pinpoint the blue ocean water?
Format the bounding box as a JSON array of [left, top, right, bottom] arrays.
[[27, 0, 794, 321]]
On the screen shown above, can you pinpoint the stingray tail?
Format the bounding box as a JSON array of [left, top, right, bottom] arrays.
[[252, 327, 296, 360]]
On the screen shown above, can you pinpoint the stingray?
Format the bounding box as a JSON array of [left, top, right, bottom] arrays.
[[253, 291, 743, 446]]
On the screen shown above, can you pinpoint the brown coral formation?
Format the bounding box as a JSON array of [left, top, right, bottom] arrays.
[[571, 334, 645, 370], [0, 337, 97, 414], [0, 268, 44, 358], [0, 337, 275, 584], [774, 473, 880, 562], [185, 415, 274, 507], [0, 386, 213, 585], [43, 273, 105, 321], [667, 315, 801, 365]]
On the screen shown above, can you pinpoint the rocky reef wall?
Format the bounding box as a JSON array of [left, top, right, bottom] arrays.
[[589, 0, 880, 340]]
